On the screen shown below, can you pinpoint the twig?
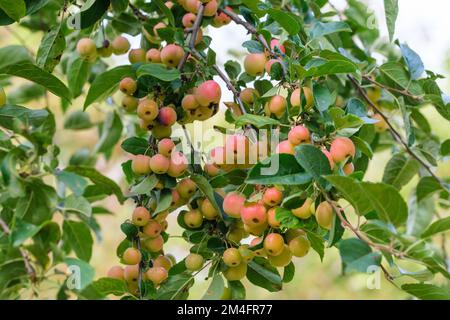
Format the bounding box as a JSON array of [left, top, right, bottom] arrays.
[[0, 218, 37, 283], [135, 236, 143, 300], [348, 75, 449, 193], [129, 3, 148, 21], [362, 75, 423, 100]]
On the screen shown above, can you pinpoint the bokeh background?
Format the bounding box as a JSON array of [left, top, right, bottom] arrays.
[[1, 0, 449, 299]]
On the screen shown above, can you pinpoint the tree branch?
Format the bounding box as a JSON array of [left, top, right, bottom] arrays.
[[0, 217, 37, 283], [362, 75, 423, 100], [348, 75, 449, 193]]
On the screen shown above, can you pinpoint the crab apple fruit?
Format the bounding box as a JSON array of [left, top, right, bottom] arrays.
[[372, 113, 388, 132], [330, 137, 356, 163], [185, 253, 204, 271], [194, 80, 222, 107], [285, 229, 306, 243], [267, 207, 281, 228], [212, 9, 231, 27], [121, 95, 138, 112], [244, 53, 267, 76], [143, 220, 162, 238], [146, 48, 161, 63], [176, 178, 197, 199], [149, 154, 170, 174], [223, 248, 242, 267], [200, 198, 219, 220], [268, 245, 292, 267], [223, 262, 247, 281], [146, 267, 168, 285], [137, 98, 159, 122], [153, 255, 172, 271], [128, 48, 146, 63], [301, 86, 314, 109], [226, 227, 244, 243], [203, 0, 218, 16], [185, 0, 200, 13], [107, 265, 124, 280], [119, 77, 137, 95], [132, 206, 151, 226], [288, 125, 310, 145], [0, 88, 5, 106], [270, 39, 286, 54], [268, 95, 287, 117], [241, 203, 267, 227], [316, 201, 334, 230], [157, 138, 175, 157], [182, 13, 196, 27], [76, 38, 96, 57], [322, 149, 335, 170], [144, 235, 164, 252], [157, 106, 177, 126], [161, 44, 184, 68], [265, 59, 282, 74], [290, 88, 301, 107], [184, 209, 203, 228], [292, 198, 314, 219], [153, 22, 167, 37], [289, 236, 310, 257], [343, 162, 354, 175], [244, 221, 268, 236], [263, 233, 285, 256], [167, 151, 188, 177], [238, 245, 255, 263], [131, 155, 151, 175], [239, 88, 259, 104], [181, 94, 199, 110], [275, 140, 295, 155], [222, 192, 246, 218], [112, 36, 130, 55], [262, 187, 283, 207], [98, 43, 113, 57], [123, 247, 142, 265], [151, 123, 172, 139], [204, 162, 220, 176], [123, 264, 139, 283]]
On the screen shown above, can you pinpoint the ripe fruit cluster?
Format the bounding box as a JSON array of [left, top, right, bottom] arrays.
[[76, 36, 131, 62]]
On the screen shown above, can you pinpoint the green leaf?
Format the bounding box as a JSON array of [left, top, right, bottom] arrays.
[[399, 43, 424, 80], [379, 62, 413, 91], [0, 62, 71, 101], [313, 83, 333, 112], [65, 166, 125, 203], [417, 176, 444, 202], [407, 193, 434, 237], [56, 170, 88, 196], [63, 194, 92, 217], [384, 0, 399, 41], [64, 111, 93, 130], [294, 144, 331, 187], [421, 217, 450, 238], [246, 154, 311, 185], [153, 0, 175, 26], [136, 63, 181, 81], [382, 154, 420, 189], [121, 137, 149, 155], [306, 231, 324, 261], [301, 51, 357, 77], [156, 272, 194, 300], [36, 23, 65, 72], [228, 281, 246, 300], [94, 111, 123, 155], [0, 0, 26, 21], [130, 175, 158, 195], [0, 105, 49, 131], [401, 283, 450, 300], [91, 277, 127, 296], [67, 0, 111, 30], [84, 65, 133, 109], [441, 139, 450, 156], [190, 174, 221, 213], [154, 189, 173, 214], [10, 220, 41, 247], [64, 257, 95, 291], [268, 9, 301, 35], [202, 275, 225, 300], [67, 57, 90, 98], [63, 220, 93, 262], [310, 21, 351, 39], [16, 181, 57, 225], [282, 262, 295, 283], [0, 45, 31, 69], [247, 257, 282, 292], [339, 238, 381, 273], [234, 114, 280, 128]]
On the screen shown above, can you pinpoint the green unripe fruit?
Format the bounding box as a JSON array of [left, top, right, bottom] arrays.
[[238, 245, 255, 263], [223, 262, 247, 281], [223, 248, 242, 267], [185, 253, 204, 271], [121, 95, 139, 112], [316, 201, 334, 230], [183, 209, 203, 228], [268, 245, 292, 267], [289, 236, 310, 257]]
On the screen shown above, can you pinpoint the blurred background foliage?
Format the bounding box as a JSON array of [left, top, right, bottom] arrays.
[[1, 0, 448, 299]]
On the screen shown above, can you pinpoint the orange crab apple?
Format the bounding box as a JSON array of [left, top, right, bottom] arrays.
[[241, 202, 267, 227], [244, 53, 267, 76], [223, 192, 246, 218], [329, 137, 356, 163], [288, 125, 310, 145]]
